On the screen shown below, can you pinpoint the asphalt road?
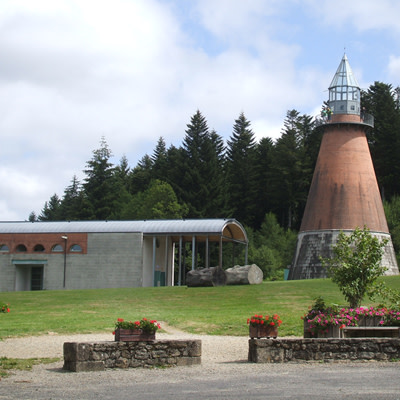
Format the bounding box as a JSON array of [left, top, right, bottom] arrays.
[[1, 360, 400, 400]]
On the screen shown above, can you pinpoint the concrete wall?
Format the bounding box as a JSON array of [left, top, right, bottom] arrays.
[[289, 229, 399, 280], [0, 232, 144, 291]]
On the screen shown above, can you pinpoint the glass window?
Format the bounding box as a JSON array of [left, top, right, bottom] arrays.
[[0, 244, 9, 252], [16, 244, 27, 252], [34, 244, 45, 252], [70, 244, 82, 252], [52, 244, 64, 252]]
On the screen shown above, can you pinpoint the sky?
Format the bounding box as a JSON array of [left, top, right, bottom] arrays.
[[1, 0, 400, 221]]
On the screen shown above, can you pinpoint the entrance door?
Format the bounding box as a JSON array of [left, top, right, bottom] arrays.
[[31, 267, 43, 290], [15, 265, 44, 291]]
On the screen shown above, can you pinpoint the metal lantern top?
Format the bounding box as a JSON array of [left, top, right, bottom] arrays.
[[328, 53, 361, 116]]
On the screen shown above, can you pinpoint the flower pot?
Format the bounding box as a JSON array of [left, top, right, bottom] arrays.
[[357, 315, 382, 327], [249, 324, 278, 339], [114, 328, 156, 342]]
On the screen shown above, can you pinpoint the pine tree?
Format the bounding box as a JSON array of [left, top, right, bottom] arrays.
[[254, 137, 275, 228], [151, 137, 168, 182], [269, 110, 315, 229], [58, 175, 85, 220], [38, 194, 61, 221], [225, 112, 258, 226], [82, 137, 117, 220], [179, 110, 226, 217], [362, 82, 400, 200], [129, 154, 153, 195]]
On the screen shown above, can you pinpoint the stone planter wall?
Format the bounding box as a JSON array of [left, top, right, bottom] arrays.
[[249, 338, 400, 363], [63, 340, 201, 372]]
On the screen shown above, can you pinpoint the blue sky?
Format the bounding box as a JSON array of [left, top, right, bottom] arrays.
[[1, 0, 400, 220]]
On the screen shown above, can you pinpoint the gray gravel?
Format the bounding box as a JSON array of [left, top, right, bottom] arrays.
[[1, 330, 400, 399]]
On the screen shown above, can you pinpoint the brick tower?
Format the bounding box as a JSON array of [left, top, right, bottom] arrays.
[[289, 54, 399, 279]]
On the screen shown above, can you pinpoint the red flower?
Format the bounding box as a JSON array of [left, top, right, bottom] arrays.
[[112, 331, 115, 335], [270, 322, 275, 326], [117, 318, 124, 322], [6, 308, 10, 313]]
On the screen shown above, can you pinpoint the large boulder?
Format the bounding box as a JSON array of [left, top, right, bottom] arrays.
[[225, 264, 263, 285]]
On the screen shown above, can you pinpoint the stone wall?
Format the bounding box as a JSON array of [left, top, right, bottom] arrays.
[[248, 338, 400, 363], [63, 340, 201, 372]]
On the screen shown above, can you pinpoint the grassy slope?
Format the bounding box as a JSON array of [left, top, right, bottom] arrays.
[[1, 276, 400, 339]]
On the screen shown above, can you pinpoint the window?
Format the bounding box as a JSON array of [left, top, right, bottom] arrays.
[[52, 244, 64, 252], [70, 244, 82, 252], [0, 244, 9, 252], [34, 244, 45, 252], [16, 244, 27, 252]]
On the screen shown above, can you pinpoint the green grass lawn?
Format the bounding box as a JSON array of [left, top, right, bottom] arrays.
[[1, 276, 400, 339]]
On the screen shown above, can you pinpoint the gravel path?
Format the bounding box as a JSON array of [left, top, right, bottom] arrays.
[[0, 328, 249, 363]]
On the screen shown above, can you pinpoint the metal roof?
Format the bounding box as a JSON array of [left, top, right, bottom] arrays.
[[0, 219, 248, 243], [329, 53, 359, 89]]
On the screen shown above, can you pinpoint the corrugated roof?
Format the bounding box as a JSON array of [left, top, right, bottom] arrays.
[[0, 219, 248, 243]]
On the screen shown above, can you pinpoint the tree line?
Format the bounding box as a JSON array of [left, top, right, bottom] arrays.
[[30, 81, 400, 278]]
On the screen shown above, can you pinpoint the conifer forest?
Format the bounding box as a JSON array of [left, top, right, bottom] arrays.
[[31, 82, 400, 279]]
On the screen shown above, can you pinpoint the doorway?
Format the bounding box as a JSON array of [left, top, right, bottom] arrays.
[[15, 265, 44, 291]]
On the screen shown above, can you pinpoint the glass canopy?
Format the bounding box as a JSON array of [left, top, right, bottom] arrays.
[[328, 54, 360, 114]]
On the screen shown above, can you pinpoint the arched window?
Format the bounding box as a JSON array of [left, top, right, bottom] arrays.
[[52, 244, 64, 252], [16, 244, 27, 252], [0, 244, 9, 252], [34, 244, 45, 252], [70, 244, 82, 252]]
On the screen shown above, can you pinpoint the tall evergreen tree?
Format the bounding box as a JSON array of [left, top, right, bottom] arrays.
[[254, 136, 275, 228], [225, 112, 258, 226], [129, 154, 153, 195], [269, 110, 314, 229], [82, 137, 117, 220], [179, 110, 226, 217], [362, 82, 400, 200], [151, 137, 168, 182], [58, 175, 85, 220], [38, 194, 61, 221]]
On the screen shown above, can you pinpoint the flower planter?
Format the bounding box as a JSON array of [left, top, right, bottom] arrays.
[[357, 315, 382, 327], [114, 328, 155, 342], [303, 320, 340, 338], [249, 324, 278, 339]]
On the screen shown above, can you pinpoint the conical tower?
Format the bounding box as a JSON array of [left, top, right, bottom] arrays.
[[289, 54, 399, 279]]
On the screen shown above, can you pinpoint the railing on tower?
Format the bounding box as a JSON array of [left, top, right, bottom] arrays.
[[314, 112, 374, 129]]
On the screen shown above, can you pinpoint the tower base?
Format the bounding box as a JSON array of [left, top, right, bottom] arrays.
[[288, 230, 399, 280]]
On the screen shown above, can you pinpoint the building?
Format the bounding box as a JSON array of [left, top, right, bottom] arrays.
[[0, 219, 248, 291], [289, 54, 399, 279]]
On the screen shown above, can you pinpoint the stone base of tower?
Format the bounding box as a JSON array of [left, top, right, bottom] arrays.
[[288, 230, 399, 280]]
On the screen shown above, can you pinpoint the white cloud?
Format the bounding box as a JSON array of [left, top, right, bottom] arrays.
[[0, 0, 398, 220], [388, 55, 400, 81], [303, 0, 400, 33]]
